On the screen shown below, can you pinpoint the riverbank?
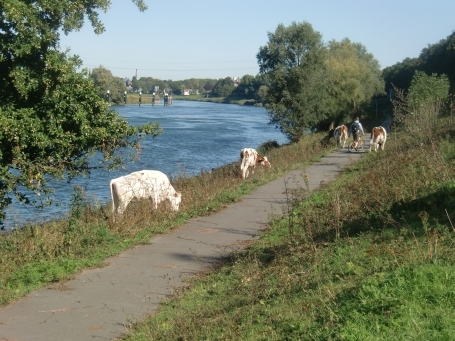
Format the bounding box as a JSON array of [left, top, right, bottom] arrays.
[[0, 132, 331, 307], [125, 92, 261, 106], [172, 94, 260, 106]]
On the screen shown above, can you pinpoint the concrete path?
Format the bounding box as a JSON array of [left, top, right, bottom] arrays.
[[0, 144, 366, 341]]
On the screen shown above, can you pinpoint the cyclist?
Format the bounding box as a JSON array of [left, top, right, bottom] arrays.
[[348, 117, 365, 151]]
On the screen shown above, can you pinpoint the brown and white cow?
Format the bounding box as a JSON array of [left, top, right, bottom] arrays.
[[110, 170, 181, 218], [369, 126, 387, 152], [240, 148, 271, 179], [333, 125, 348, 148]]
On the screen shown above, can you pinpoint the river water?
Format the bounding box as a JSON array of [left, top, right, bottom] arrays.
[[5, 101, 288, 230]]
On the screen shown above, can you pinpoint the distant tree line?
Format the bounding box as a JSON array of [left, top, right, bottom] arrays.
[[89, 66, 270, 104], [383, 31, 455, 93]]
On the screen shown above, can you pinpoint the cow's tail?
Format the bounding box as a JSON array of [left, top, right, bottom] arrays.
[[110, 180, 118, 217], [370, 128, 375, 145], [240, 150, 247, 170]]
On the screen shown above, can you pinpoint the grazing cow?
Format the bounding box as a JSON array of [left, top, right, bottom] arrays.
[[369, 126, 387, 152], [240, 148, 271, 179], [333, 125, 348, 148], [110, 170, 181, 217]]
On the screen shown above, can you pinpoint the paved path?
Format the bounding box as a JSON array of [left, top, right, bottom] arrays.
[[0, 144, 366, 341]]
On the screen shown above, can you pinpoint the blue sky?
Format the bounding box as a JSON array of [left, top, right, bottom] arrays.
[[58, 0, 455, 81]]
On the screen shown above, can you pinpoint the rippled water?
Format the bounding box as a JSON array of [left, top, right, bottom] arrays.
[[4, 101, 288, 229]]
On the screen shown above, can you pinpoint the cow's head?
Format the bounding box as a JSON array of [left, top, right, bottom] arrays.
[[170, 191, 182, 211], [257, 155, 271, 168]]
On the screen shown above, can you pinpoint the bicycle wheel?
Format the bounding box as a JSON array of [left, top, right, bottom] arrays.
[[358, 138, 365, 151]]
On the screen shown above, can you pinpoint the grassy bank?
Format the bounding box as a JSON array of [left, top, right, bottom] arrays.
[[122, 117, 455, 340], [0, 132, 334, 306], [166, 94, 259, 106]]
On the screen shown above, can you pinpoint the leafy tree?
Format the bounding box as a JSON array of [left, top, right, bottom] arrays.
[[203, 80, 217, 93], [393, 72, 450, 143], [382, 31, 455, 94], [408, 71, 450, 115], [0, 0, 161, 224], [212, 77, 235, 97], [131, 75, 140, 92], [257, 21, 330, 142], [419, 32, 455, 91], [232, 75, 259, 99], [382, 57, 422, 94], [91, 66, 127, 104], [325, 38, 384, 124]]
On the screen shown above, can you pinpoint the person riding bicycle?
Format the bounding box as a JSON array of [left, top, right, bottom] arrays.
[[348, 117, 365, 151]]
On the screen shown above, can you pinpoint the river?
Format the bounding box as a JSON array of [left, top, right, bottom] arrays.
[[4, 101, 288, 230]]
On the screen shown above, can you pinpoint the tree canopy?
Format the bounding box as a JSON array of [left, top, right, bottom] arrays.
[[325, 38, 384, 124], [212, 77, 235, 97], [257, 21, 330, 142], [0, 1, 161, 224], [383, 31, 455, 93], [91, 66, 127, 104], [257, 22, 384, 141]]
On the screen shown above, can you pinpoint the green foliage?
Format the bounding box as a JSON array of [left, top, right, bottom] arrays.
[[128, 77, 218, 96], [212, 77, 235, 97], [383, 31, 455, 93], [0, 1, 161, 223], [393, 72, 450, 147], [325, 38, 385, 125], [257, 21, 330, 142], [257, 140, 280, 155], [257, 22, 384, 140], [382, 57, 422, 92], [409, 71, 450, 110], [91, 66, 127, 104], [231, 75, 258, 99]]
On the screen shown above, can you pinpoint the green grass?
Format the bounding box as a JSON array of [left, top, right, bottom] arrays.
[[122, 118, 455, 340]]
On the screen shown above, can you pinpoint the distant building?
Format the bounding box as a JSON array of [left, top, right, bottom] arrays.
[[183, 89, 190, 96]]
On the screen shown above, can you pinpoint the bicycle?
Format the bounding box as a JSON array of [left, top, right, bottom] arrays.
[[348, 135, 365, 152]]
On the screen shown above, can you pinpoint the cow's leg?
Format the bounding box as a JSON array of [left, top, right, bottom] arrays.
[[242, 167, 248, 179], [153, 191, 159, 209], [369, 135, 373, 152], [117, 196, 132, 215]]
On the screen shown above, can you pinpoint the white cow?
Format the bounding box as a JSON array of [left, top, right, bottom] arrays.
[[240, 148, 271, 179], [333, 125, 348, 148], [369, 126, 387, 152], [110, 170, 181, 217]]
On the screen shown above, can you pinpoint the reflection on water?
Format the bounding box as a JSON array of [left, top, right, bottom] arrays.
[[5, 101, 288, 229]]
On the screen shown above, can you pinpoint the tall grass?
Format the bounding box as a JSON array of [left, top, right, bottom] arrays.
[[122, 99, 455, 339], [0, 132, 332, 306]]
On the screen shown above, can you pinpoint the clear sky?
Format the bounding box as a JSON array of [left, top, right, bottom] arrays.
[[58, 0, 455, 81]]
